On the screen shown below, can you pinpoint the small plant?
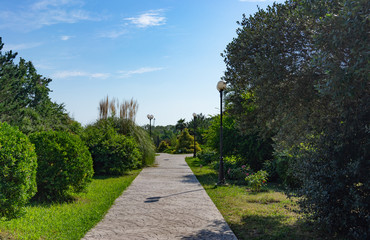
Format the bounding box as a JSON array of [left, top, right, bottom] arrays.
[[227, 164, 253, 183], [245, 170, 268, 192], [0, 122, 37, 219]]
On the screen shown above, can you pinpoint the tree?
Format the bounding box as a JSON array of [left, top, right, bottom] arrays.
[[0, 37, 72, 134], [175, 118, 186, 133], [174, 128, 201, 154], [222, 0, 369, 238]]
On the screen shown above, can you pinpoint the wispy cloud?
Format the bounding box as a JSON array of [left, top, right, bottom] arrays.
[[99, 29, 127, 39], [51, 67, 163, 80], [60, 35, 73, 41], [125, 10, 166, 28], [2, 42, 43, 51], [51, 70, 110, 79], [118, 67, 164, 78], [0, 0, 99, 32]]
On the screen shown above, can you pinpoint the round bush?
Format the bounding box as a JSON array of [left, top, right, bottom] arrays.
[[29, 131, 94, 201], [83, 121, 143, 175], [0, 122, 37, 219]]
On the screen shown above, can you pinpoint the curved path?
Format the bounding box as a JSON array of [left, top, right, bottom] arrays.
[[82, 153, 237, 240]]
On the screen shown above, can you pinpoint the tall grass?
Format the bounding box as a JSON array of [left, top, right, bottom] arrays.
[[97, 96, 155, 166]]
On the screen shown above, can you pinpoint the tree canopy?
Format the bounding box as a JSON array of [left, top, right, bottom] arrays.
[[0, 37, 73, 134], [222, 0, 369, 238]]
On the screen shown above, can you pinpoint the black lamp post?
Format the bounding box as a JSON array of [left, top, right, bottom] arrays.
[[147, 114, 154, 138], [217, 80, 227, 185], [193, 113, 197, 158]]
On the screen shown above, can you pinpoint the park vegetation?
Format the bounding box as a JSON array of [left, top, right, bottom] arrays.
[[0, 0, 368, 238], [155, 0, 368, 239], [0, 36, 155, 239]]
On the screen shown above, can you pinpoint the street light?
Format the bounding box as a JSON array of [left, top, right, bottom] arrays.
[[217, 80, 227, 185], [147, 114, 154, 138], [192, 113, 197, 158]]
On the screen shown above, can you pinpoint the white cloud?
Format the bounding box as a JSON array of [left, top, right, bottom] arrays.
[[2, 42, 43, 51], [99, 29, 127, 39], [0, 0, 98, 32], [61, 35, 73, 41], [125, 10, 166, 28], [51, 71, 110, 79], [118, 67, 164, 78]]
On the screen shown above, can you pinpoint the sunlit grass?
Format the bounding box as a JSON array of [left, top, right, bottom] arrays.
[[0, 170, 141, 240], [186, 157, 322, 240]]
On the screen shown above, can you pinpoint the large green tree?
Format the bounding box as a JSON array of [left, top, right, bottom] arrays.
[[0, 37, 73, 134], [222, 0, 369, 238]]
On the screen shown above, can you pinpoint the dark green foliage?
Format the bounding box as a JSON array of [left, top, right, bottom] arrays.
[[0, 122, 37, 219], [157, 140, 169, 152], [187, 113, 212, 145], [175, 119, 186, 133], [108, 117, 155, 166], [0, 38, 72, 135], [197, 148, 218, 165], [205, 114, 273, 170], [29, 131, 94, 201], [149, 124, 177, 148], [174, 128, 201, 154], [83, 119, 143, 175], [222, 0, 369, 238]]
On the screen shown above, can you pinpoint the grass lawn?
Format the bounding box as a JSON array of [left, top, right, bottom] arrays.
[[186, 157, 324, 240], [0, 170, 141, 240]]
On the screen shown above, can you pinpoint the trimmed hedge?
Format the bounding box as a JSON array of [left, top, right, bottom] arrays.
[[0, 122, 37, 219], [29, 131, 93, 201]]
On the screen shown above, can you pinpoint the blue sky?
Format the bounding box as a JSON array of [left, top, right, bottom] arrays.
[[0, 0, 284, 126]]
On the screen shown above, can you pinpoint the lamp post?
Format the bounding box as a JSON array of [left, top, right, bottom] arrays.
[[192, 113, 197, 158], [217, 80, 227, 185], [147, 114, 154, 138]]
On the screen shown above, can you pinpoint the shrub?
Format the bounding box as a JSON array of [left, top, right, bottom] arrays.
[[29, 131, 94, 201], [197, 149, 218, 165], [0, 122, 37, 219], [245, 170, 268, 192], [174, 128, 201, 154], [157, 140, 169, 152], [83, 122, 142, 175], [226, 164, 253, 184]]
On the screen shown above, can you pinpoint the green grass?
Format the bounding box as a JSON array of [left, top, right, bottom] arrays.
[[0, 170, 141, 240], [186, 157, 324, 240]]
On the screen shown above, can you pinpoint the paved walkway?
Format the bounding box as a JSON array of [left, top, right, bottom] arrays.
[[82, 153, 237, 240]]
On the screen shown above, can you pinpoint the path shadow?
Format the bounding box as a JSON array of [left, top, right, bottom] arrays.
[[181, 174, 200, 184], [144, 189, 203, 203], [180, 219, 236, 240]]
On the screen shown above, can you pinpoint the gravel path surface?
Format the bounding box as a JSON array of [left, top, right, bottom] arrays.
[[82, 153, 237, 240]]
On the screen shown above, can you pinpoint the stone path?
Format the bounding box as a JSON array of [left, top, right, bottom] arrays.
[[82, 153, 237, 240]]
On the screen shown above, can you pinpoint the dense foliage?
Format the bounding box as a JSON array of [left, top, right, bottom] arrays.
[[83, 119, 143, 175], [30, 131, 94, 201], [222, 0, 369, 238], [174, 128, 201, 154], [0, 122, 37, 219], [205, 114, 273, 170], [0, 38, 76, 135]]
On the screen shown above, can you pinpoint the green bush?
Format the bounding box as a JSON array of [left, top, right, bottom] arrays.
[[157, 140, 169, 152], [214, 155, 252, 183], [83, 122, 142, 175], [0, 122, 37, 219], [197, 149, 218, 165], [174, 128, 201, 154], [245, 170, 268, 192], [29, 131, 94, 201]]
